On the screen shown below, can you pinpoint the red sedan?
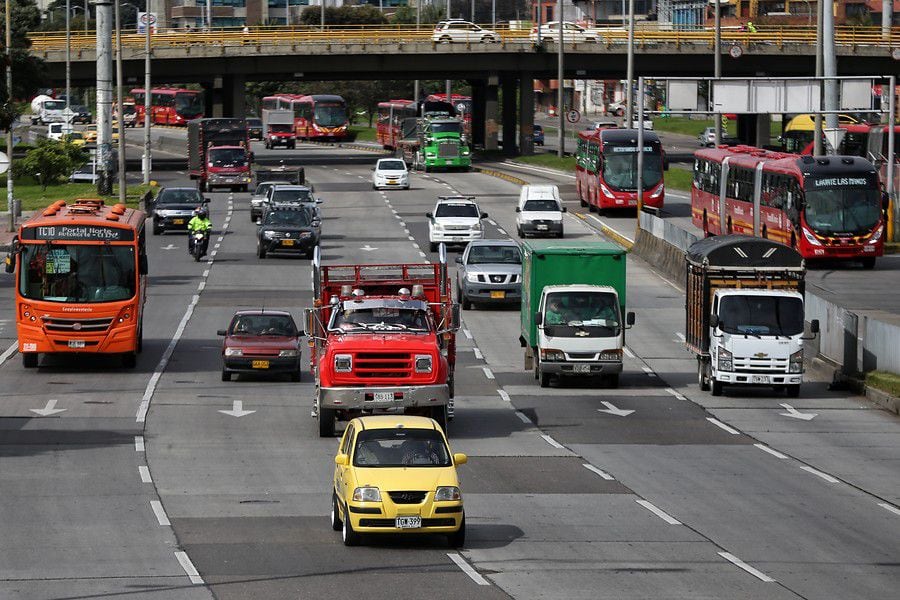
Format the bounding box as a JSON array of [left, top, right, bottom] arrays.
[[218, 310, 304, 382]]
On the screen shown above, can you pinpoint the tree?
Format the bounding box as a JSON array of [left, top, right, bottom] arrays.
[[299, 5, 388, 26], [0, 0, 47, 113], [390, 4, 446, 25], [17, 139, 85, 190]]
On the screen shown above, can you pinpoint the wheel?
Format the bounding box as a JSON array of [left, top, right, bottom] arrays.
[[447, 515, 466, 548], [264, 141, 270, 149], [539, 360, 551, 388], [331, 493, 343, 531], [516, 225, 523, 237], [785, 384, 800, 398], [588, 202, 597, 213], [431, 404, 448, 432], [460, 289, 472, 311], [439, 35, 452, 43], [698, 361, 710, 391], [341, 504, 361, 546], [615, 108, 624, 117], [199, 180, 207, 193], [221, 370, 231, 382], [257, 243, 267, 259], [481, 35, 493, 43], [22, 353, 38, 368], [136, 326, 143, 354], [290, 369, 301, 382], [861, 257, 876, 269], [711, 379, 723, 396], [318, 407, 336, 437], [429, 242, 438, 252], [122, 352, 137, 368], [557, 228, 564, 238]]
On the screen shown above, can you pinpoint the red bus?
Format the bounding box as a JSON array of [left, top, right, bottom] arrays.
[[427, 93, 472, 137], [293, 94, 349, 141], [376, 99, 416, 149], [575, 128, 666, 212], [131, 87, 204, 126], [261, 94, 299, 112], [5, 199, 148, 368], [692, 146, 886, 267]]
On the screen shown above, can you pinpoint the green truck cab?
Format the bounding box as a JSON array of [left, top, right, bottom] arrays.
[[419, 118, 471, 171], [518, 240, 634, 388]]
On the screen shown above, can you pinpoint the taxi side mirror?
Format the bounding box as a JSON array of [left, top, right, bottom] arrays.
[[334, 454, 349, 466], [453, 453, 468, 466]]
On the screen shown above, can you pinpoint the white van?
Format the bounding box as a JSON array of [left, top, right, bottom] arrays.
[[47, 122, 65, 141], [516, 184, 566, 238]]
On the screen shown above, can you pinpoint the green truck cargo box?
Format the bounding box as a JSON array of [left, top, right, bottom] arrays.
[[519, 240, 628, 349]]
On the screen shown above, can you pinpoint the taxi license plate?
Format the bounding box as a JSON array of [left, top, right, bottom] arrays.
[[282, 239, 295, 246], [68, 340, 86, 349], [537, 224, 549, 231], [573, 364, 591, 374], [490, 291, 506, 299], [252, 360, 270, 369], [751, 375, 769, 384], [373, 392, 394, 402], [395, 516, 421, 529], [173, 219, 184, 225]]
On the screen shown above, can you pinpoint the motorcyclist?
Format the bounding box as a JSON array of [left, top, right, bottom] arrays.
[[187, 206, 212, 256]]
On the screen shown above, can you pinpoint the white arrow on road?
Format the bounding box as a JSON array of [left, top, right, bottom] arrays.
[[779, 403, 817, 421], [30, 399, 67, 417], [218, 400, 256, 418], [162, 244, 179, 250], [597, 401, 634, 417], [359, 245, 379, 252]]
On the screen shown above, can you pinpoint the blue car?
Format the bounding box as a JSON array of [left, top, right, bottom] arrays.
[[533, 124, 544, 146]]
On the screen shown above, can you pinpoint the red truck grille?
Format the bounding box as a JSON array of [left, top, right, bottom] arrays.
[[354, 352, 412, 379]]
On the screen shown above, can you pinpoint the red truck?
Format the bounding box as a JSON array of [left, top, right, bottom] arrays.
[[307, 250, 459, 437], [188, 118, 253, 192]]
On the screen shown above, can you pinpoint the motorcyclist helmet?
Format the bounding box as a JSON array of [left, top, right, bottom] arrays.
[[198, 206, 209, 219]]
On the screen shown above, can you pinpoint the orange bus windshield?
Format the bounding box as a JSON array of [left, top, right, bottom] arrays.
[[18, 243, 136, 303]]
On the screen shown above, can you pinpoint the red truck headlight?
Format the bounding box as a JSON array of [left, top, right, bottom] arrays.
[[334, 354, 352, 372], [414, 354, 433, 373]]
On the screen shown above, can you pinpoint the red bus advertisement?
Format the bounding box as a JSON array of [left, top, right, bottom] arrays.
[[575, 128, 666, 212], [5, 199, 148, 368], [376, 99, 415, 150], [427, 93, 472, 137], [692, 146, 886, 267], [293, 94, 349, 141], [131, 87, 204, 126]]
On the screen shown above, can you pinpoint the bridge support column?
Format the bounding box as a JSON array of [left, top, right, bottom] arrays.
[[502, 77, 518, 156], [471, 81, 486, 149], [519, 73, 535, 156], [485, 77, 499, 151], [223, 74, 247, 118], [737, 114, 758, 147], [202, 79, 223, 118], [755, 113, 772, 148]]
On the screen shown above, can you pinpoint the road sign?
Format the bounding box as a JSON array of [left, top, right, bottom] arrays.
[[137, 12, 157, 33], [566, 109, 581, 124], [62, 107, 76, 124], [0, 151, 9, 175]]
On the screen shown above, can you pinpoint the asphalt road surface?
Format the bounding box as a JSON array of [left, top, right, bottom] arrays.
[[1, 143, 898, 599]]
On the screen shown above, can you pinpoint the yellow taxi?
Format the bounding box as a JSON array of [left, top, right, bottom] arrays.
[[61, 132, 86, 147], [83, 124, 97, 143], [331, 415, 467, 547]]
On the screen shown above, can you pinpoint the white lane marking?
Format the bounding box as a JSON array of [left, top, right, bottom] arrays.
[[497, 228, 507, 235], [447, 553, 490, 586], [214, 243, 221, 250], [203, 269, 211, 278], [718, 552, 776, 583], [473, 347, 483, 360], [482, 366, 494, 380], [541, 434, 564, 449], [515, 411, 531, 424], [498, 389, 511, 402], [0, 341, 17, 366], [175, 551, 205, 585], [197, 281, 206, 292], [463, 329, 473, 339], [664, 388, 687, 401], [754, 443, 788, 459], [408, 235, 415, 241], [583, 463, 615, 481], [706, 417, 741, 435], [635, 499, 682, 525], [623, 346, 635, 359], [641, 365, 656, 376], [487, 219, 497, 226], [674, 332, 686, 343], [418, 251, 427, 258], [878, 502, 900, 517], [399, 221, 406, 227], [139, 466, 153, 483], [799, 465, 839, 484], [134, 436, 145, 452], [150, 500, 171, 526]]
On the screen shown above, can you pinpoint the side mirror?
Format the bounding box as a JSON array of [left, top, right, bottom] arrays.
[[810, 319, 820, 334], [334, 454, 349, 466], [316, 197, 323, 204], [710, 314, 719, 329], [426, 212, 433, 219], [203, 198, 211, 204], [455, 256, 463, 264], [312, 219, 321, 227], [371, 167, 376, 170], [534, 311, 543, 326], [216, 329, 227, 336], [626, 311, 635, 326], [453, 453, 468, 465], [450, 303, 461, 330], [481, 212, 488, 219], [138, 254, 149, 275], [515, 207, 521, 212], [664, 158, 670, 171], [4, 253, 14, 274]]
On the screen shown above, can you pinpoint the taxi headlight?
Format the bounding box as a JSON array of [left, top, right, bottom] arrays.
[[434, 486, 461, 501], [352, 486, 381, 502], [225, 347, 243, 357]]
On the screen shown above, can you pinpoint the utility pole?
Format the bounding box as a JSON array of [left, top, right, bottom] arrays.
[[883, 1, 893, 41], [413, 1, 420, 104], [5, 0, 14, 232], [813, 0, 823, 155], [713, 0, 721, 144], [114, 0, 126, 203], [822, 0, 837, 137], [143, 0, 151, 184], [66, 0, 71, 115], [625, 0, 635, 127], [556, 0, 564, 157], [445, 0, 451, 102], [536, 0, 542, 45], [95, 0, 114, 195], [320, 0, 324, 29], [206, 0, 212, 30]]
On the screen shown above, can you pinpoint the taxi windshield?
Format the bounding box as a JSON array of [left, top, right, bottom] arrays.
[[353, 428, 451, 467]]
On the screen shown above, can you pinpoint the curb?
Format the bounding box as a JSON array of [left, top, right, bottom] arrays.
[[866, 386, 900, 415], [472, 166, 528, 187]]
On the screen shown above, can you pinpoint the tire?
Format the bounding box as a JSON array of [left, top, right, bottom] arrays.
[[580, 197, 587, 207], [711, 379, 723, 396], [122, 352, 137, 368], [447, 515, 466, 548], [448, 372, 455, 400], [318, 407, 336, 437], [785, 384, 800, 398], [221, 370, 231, 382], [460, 289, 472, 311], [517, 226, 524, 237], [22, 353, 38, 368], [861, 257, 876, 269], [439, 35, 452, 43], [539, 360, 551, 388], [199, 180, 207, 193], [615, 108, 624, 117], [429, 242, 438, 252], [481, 36, 492, 43], [431, 404, 448, 432], [257, 243, 267, 259], [698, 361, 710, 391], [331, 493, 343, 531], [557, 228, 564, 238], [588, 202, 597, 213], [341, 503, 361, 546]]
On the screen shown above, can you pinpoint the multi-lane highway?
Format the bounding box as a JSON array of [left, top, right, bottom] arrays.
[[1, 143, 899, 599]]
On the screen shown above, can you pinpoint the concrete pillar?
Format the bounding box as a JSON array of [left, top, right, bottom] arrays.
[[502, 76, 518, 156], [519, 72, 535, 156], [201, 79, 224, 118], [471, 80, 486, 149], [756, 113, 771, 148], [485, 76, 499, 151], [223, 74, 247, 118], [737, 114, 757, 147]]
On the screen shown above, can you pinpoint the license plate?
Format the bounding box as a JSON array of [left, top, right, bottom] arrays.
[[490, 290, 506, 299], [751, 375, 769, 384], [395, 516, 421, 529], [537, 224, 549, 230], [282, 239, 295, 246], [252, 360, 270, 369], [173, 219, 184, 225], [373, 392, 394, 402], [68, 340, 86, 349], [573, 363, 591, 374]]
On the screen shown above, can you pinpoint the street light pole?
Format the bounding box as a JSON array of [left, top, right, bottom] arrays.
[[66, 0, 71, 116], [445, 0, 451, 102], [114, 0, 126, 203], [625, 0, 635, 127], [813, 0, 823, 155], [286, 0, 290, 26], [413, 0, 420, 104], [6, 0, 14, 232], [556, 0, 564, 157], [713, 0, 721, 144], [143, 0, 151, 184]]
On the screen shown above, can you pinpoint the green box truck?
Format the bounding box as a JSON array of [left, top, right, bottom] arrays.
[[519, 240, 634, 388]]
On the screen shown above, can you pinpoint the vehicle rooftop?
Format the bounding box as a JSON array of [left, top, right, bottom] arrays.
[[354, 415, 439, 431], [233, 309, 293, 317], [468, 238, 520, 247], [600, 129, 661, 143]]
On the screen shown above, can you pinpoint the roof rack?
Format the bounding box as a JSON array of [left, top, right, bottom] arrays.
[[438, 195, 476, 202]]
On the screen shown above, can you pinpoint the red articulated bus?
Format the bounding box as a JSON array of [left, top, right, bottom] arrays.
[[692, 145, 886, 267], [131, 87, 204, 126], [293, 94, 349, 141], [376, 99, 416, 150], [575, 128, 666, 213]]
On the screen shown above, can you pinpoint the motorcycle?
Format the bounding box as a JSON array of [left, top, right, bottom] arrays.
[[189, 230, 209, 262]]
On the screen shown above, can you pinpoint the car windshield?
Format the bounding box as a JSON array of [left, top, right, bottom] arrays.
[[717, 295, 804, 336], [157, 189, 202, 205], [353, 428, 451, 468], [44, 100, 66, 110], [803, 183, 881, 236], [429, 122, 462, 135], [230, 314, 296, 336], [255, 182, 288, 196], [208, 148, 247, 167], [263, 210, 311, 227], [435, 203, 478, 218], [174, 92, 203, 115], [272, 189, 312, 203], [378, 160, 406, 171], [247, 119, 262, 126], [314, 103, 347, 127], [330, 306, 430, 332], [123, 105, 136, 115], [270, 124, 292, 133], [19, 244, 136, 303], [602, 147, 663, 190], [467, 245, 521, 265], [544, 291, 620, 333], [523, 199, 560, 212]]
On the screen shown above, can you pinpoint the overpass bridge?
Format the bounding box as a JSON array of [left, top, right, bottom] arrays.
[[29, 25, 900, 154]]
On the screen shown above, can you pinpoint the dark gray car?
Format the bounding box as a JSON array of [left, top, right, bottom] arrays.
[[454, 239, 522, 310], [149, 187, 206, 235]]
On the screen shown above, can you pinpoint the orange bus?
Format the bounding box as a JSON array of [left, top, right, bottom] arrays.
[[5, 199, 148, 368]]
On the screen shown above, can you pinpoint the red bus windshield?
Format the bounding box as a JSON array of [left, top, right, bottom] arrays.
[[603, 144, 663, 191], [803, 174, 881, 236], [314, 102, 347, 127]]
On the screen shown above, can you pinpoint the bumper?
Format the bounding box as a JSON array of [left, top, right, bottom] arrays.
[[462, 285, 521, 304], [520, 221, 563, 236], [319, 384, 449, 410], [267, 137, 295, 146], [346, 503, 463, 534], [541, 360, 623, 376], [155, 217, 190, 231], [375, 179, 409, 189], [423, 156, 471, 168], [807, 244, 883, 259], [18, 323, 138, 355], [223, 356, 302, 374], [714, 371, 803, 385], [208, 173, 252, 186], [250, 203, 264, 218], [430, 231, 483, 245], [261, 237, 317, 254]]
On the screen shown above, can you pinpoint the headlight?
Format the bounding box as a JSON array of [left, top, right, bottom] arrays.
[[425, 152, 436, 157], [352, 487, 381, 502], [802, 227, 823, 246], [599, 349, 622, 361], [472, 221, 482, 230], [434, 486, 461, 501], [600, 183, 615, 198], [432, 221, 443, 231], [869, 224, 884, 243], [279, 349, 299, 357], [225, 347, 243, 357], [263, 230, 277, 239], [334, 354, 352, 372], [461, 149, 470, 156], [717, 348, 733, 372], [465, 272, 480, 283], [415, 354, 433, 373], [650, 183, 664, 198], [540, 348, 565, 362], [789, 349, 803, 373]]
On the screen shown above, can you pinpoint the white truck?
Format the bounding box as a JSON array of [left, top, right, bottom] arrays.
[[30, 95, 66, 125], [262, 109, 296, 149], [686, 235, 819, 398]]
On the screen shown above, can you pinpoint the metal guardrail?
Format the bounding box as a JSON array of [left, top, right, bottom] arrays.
[[27, 24, 900, 53]]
